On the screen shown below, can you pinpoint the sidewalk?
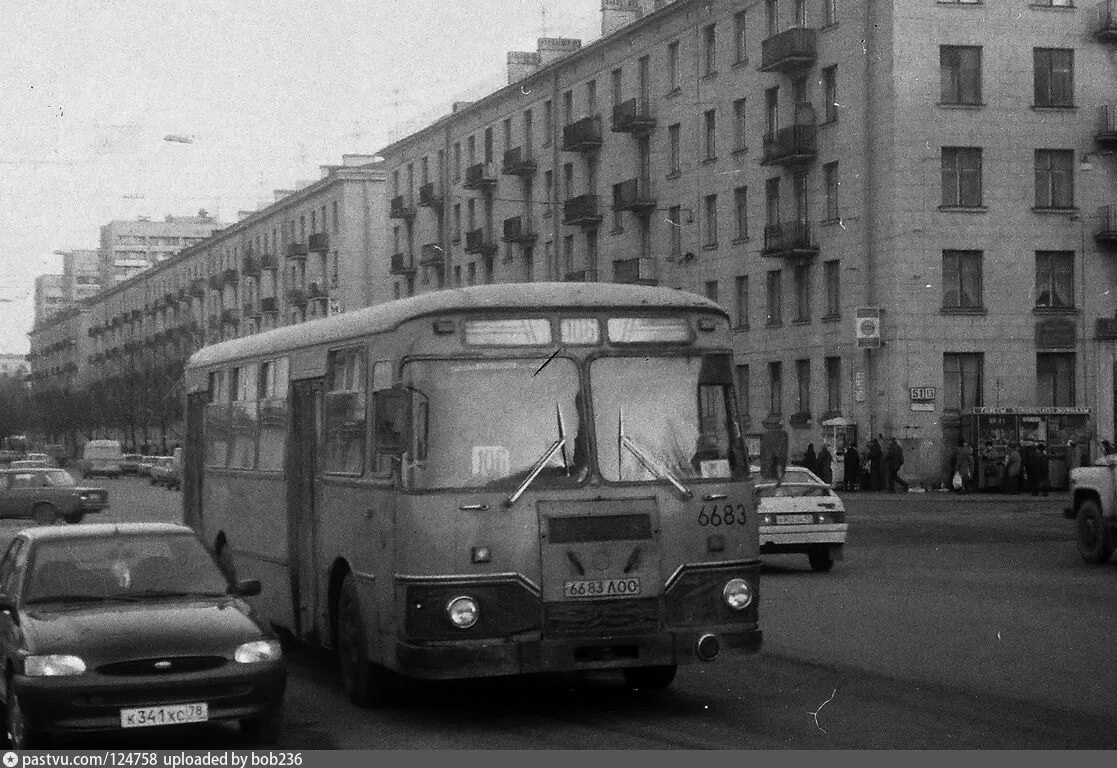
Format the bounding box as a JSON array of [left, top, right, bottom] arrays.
[[836, 488, 1065, 504]]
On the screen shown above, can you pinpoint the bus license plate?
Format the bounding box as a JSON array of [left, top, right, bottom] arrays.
[[120, 702, 208, 728], [563, 578, 641, 598], [777, 514, 814, 525]]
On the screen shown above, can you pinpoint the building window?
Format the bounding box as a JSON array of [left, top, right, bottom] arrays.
[[942, 250, 983, 310], [703, 23, 716, 76], [825, 356, 841, 414], [543, 170, 553, 207], [668, 123, 681, 175], [669, 205, 682, 255], [794, 0, 806, 25], [766, 269, 782, 325], [704, 110, 717, 160], [735, 275, 749, 329], [733, 98, 747, 151], [941, 147, 982, 207], [1037, 353, 1075, 406], [824, 259, 840, 317], [766, 176, 781, 227], [1035, 250, 1074, 308], [944, 353, 984, 411], [587, 78, 598, 113], [795, 359, 811, 417], [563, 163, 574, 200], [563, 90, 573, 123], [940, 46, 982, 106], [768, 361, 783, 416], [793, 264, 810, 322], [734, 11, 747, 63], [483, 128, 493, 163], [564, 235, 575, 274], [667, 41, 680, 91], [705, 281, 719, 302], [734, 186, 749, 240], [1034, 48, 1074, 108], [766, 0, 779, 36], [824, 161, 839, 221], [824, 0, 837, 25], [823, 65, 838, 122], [737, 364, 750, 421], [452, 204, 461, 242], [704, 194, 718, 246], [1035, 149, 1075, 209]]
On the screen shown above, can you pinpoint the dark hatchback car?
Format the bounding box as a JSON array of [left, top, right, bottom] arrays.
[[0, 523, 286, 748], [0, 469, 108, 525]]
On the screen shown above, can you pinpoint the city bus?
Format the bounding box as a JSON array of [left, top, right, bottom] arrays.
[[182, 283, 761, 705]]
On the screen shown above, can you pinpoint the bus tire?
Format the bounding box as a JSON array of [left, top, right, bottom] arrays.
[[1075, 499, 1114, 564], [808, 546, 835, 572], [31, 504, 57, 526], [63, 511, 84, 524], [623, 665, 677, 691], [337, 573, 395, 708]]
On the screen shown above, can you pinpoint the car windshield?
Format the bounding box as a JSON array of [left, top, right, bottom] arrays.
[[43, 470, 76, 487], [399, 357, 584, 490], [23, 533, 230, 604], [591, 355, 742, 482], [756, 485, 833, 498]]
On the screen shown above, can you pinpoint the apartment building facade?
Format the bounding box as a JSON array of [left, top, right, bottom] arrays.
[[374, 0, 1117, 484]]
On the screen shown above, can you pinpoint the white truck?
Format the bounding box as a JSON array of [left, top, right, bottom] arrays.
[[1064, 456, 1117, 564]]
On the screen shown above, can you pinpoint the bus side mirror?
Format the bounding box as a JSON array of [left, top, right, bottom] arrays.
[[375, 387, 412, 456]]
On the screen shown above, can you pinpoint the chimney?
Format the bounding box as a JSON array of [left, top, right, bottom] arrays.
[[507, 51, 542, 85], [273, 190, 295, 202], [451, 101, 474, 113], [537, 37, 582, 66], [341, 153, 382, 166], [601, 0, 640, 37], [320, 165, 336, 178]]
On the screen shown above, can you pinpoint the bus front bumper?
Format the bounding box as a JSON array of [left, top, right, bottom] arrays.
[[394, 627, 763, 680]]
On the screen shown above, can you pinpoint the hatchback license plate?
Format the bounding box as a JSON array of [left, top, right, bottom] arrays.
[[778, 514, 814, 525], [563, 578, 641, 598], [120, 702, 208, 728]]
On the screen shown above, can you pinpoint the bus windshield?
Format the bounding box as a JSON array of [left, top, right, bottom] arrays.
[[400, 357, 585, 490], [592, 355, 737, 482]]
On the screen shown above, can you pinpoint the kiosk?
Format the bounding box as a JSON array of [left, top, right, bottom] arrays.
[[960, 407, 1092, 491], [822, 416, 858, 487]]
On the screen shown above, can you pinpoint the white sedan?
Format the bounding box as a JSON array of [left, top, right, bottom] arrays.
[[755, 466, 847, 572]]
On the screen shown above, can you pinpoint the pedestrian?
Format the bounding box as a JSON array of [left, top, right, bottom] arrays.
[[953, 439, 975, 493], [885, 437, 909, 493], [803, 443, 817, 475], [868, 437, 884, 491], [1004, 443, 1022, 494], [817, 443, 833, 486], [1029, 443, 1049, 496], [843, 441, 861, 491]]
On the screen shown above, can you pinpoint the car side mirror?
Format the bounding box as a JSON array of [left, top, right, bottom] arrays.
[[232, 579, 261, 597]]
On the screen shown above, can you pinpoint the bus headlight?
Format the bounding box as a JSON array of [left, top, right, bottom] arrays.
[[722, 578, 753, 611], [446, 596, 480, 629]]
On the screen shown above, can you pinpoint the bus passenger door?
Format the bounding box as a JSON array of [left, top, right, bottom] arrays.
[[287, 378, 323, 640]]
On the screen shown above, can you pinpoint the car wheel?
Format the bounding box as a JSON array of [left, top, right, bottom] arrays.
[[31, 503, 57, 526], [240, 705, 283, 745], [1076, 499, 1114, 564], [623, 665, 677, 691], [336, 573, 395, 707], [6, 684, 40, 750], [808, 546, 835, 572], [63, 511, 84, 524]]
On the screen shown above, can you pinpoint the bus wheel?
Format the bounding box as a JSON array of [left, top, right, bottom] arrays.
[[623, 665, 677, 692], [31, 504, 57, 526], [337, 573, 395, 707], [63, 511, 84, 524], [808, 546, 835, 572], [1076, 499, 1114, 564]]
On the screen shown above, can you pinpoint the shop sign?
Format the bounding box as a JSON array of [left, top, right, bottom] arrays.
[[966, 406, 1090, 416]]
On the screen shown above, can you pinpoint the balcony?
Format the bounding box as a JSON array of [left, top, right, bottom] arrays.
[[260, 252, 278, 270], [762, 122, 818, 166], [307, 281, 328, 300], [1095, 0, 1117, 42], [759, 27, 818, 73], [389, 195, 416, 219], [762, 222, 819, 261], [563, 194, 603, 227], [562, 116, 603, 153], [308, 232, 330, 252], [390, 252, 416, 275], [1097, 105, 1117, 146], [1095, 205, 1117, 247], [502, 215, 537, 244], [223, 268, 239, 285], [1096, 318, 1117, 340], [287, 242, 309, 260], [463, 162, 497, 191], [286, 288, 308, 307], [464, 229, 497, 256], [501, 147, 537, 176], [221, 308, 240, 325], [243, 301, 261, 319], [416, 243, 443, 266], [564, 269, 599, 283], [242, 256, 260, 276], [612, 257, 658, 285], [613, 179, 657, 215], [611, 98, 656, 136], [260, 297, 279, 314]]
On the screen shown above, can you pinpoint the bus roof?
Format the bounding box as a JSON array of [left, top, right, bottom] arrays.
[[186, 283, 726, 371]]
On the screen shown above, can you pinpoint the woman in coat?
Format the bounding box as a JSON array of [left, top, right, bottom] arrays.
[[1004, 444, 1022, 494], [816, 444, 834, 486], [843, 442, 860, 491], [953, 439, 975, 492], [803, 443, 817, 475]]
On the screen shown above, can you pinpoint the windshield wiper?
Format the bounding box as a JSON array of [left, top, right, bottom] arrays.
[[506, 404, 569, 507], [617, 408, 693, 499], [25, 594, 135, 604]]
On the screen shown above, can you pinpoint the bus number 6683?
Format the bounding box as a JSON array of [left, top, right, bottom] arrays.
[[697, 504, 748, 527]]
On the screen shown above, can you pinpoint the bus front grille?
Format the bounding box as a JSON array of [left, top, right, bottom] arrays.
[[544, 598, 660, 636]]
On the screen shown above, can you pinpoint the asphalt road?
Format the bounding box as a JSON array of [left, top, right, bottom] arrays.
[[5, 477, 1114, 749]]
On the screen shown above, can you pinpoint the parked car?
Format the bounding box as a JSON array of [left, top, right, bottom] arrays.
[[10, 460, 50, 470], [150, 457, 180, 489], [0, 522, 286, 748], [0, 468, 109, 525], [756, 466, 847, 572], [78, 440, 123, 479], [24, 454, 57, 468], [120, 454, 144, 476], [137, 456, 158, 478]]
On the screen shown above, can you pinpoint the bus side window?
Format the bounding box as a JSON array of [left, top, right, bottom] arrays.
[[370, 361, 396, 473]]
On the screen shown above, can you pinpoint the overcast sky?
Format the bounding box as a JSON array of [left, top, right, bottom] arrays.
[[0, 0, 602, 353]]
